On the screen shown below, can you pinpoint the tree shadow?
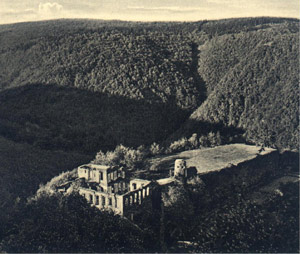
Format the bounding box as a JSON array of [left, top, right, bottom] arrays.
[[191, 42, 207, 104], [0, 83, 190, 154]]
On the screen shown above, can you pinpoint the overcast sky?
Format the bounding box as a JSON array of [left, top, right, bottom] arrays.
[[0, 0, 299, 24]]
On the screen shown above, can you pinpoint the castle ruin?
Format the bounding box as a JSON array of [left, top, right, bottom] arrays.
[[77, 159, 190, 215]]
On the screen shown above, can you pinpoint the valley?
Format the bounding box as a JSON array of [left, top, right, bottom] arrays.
[[0, 17, 298, 253]]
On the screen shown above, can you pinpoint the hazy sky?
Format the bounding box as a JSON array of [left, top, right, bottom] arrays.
[[0, 0, 299, 24]]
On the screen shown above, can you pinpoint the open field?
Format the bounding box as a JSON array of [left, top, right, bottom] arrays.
[[145, 144, 275, 178]]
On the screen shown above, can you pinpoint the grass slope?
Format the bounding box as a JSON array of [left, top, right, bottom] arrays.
[[140, 144, 274, 179]]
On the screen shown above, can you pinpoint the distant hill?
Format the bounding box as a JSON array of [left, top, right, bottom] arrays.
[[0, 19, 205, 109], [0, 17, 298, 155], [0, 19, 207, 154]]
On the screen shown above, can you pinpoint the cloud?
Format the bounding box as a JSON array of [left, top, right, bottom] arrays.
[[38, 2, 63, 15]]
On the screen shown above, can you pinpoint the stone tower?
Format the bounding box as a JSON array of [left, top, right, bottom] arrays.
[[174, 159, 187, 177]]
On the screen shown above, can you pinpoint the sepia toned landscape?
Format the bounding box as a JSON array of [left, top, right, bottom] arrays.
[[0, 16, 299, 253]]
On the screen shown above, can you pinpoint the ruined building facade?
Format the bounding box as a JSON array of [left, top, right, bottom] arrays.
[[78, 164, 152, 215], [77, 159, 196, 216]]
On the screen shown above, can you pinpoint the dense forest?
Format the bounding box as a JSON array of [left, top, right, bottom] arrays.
[[180, 27, 299, 149], [0, 17, 298, 154], [0, 17, 298, 252]]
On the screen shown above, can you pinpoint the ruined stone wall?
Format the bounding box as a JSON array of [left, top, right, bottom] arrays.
[[122, 183, 153, 218], [78, 187, 124, 214]]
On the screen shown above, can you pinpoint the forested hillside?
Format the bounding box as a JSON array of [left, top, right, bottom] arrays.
[[0, 19, 207, 154], [0, 24, 202, 109], [170, 22, 299, 150], [0, 18, 298, 154]]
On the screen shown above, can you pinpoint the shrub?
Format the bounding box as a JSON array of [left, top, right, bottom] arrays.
[[150, 142, 163, 156], [92, 144, 147, 170]]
